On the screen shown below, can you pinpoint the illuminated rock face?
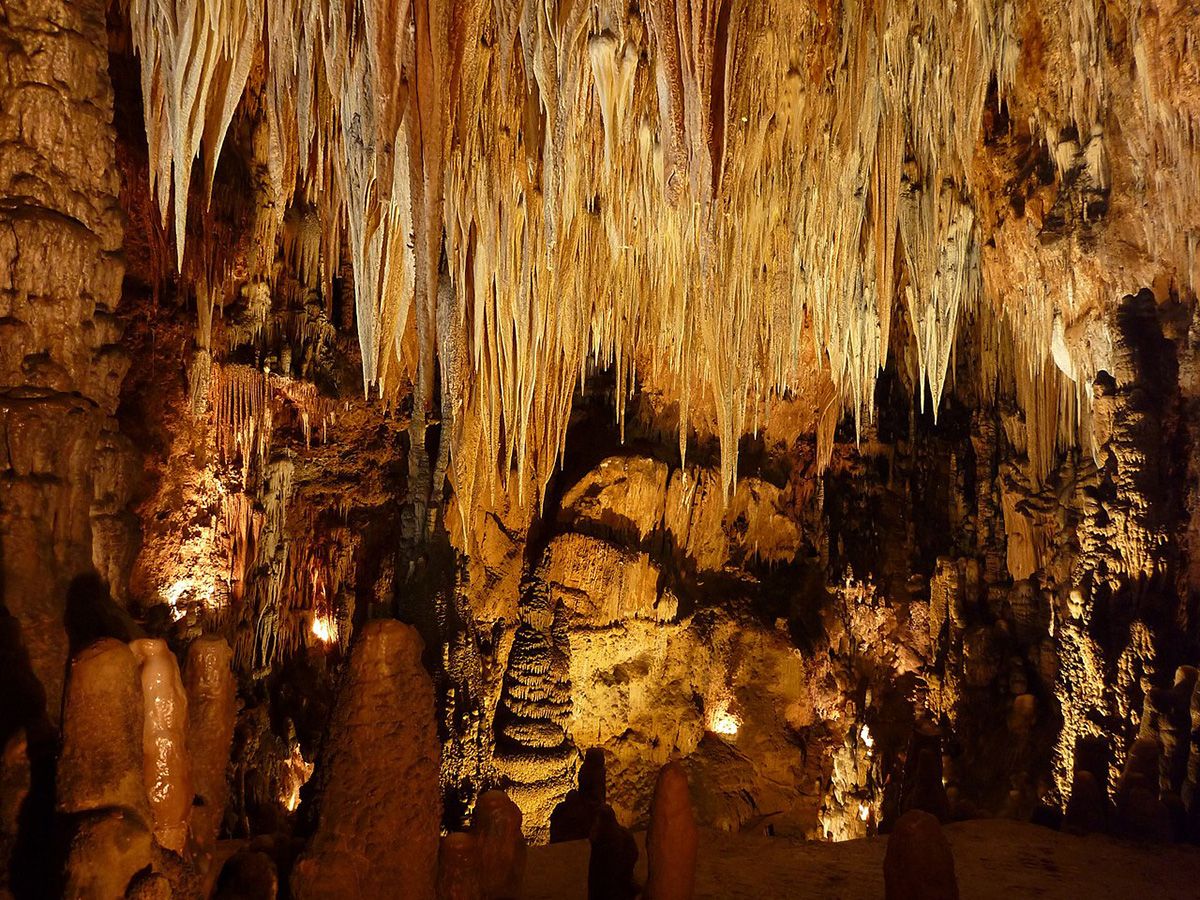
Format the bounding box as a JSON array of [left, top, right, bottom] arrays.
[[291, 620, 441, 900], [0, 0, 126, 728]]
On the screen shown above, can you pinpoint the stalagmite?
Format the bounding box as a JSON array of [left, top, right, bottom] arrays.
[[291, 620, 441, 899], [470, 790, 526, 900], [438, 832, 483, 900], [59, 640, 154, 898], [58, 640, 150, 821], [883, 810, 959, 900], [130, 638, 193, 853], [184, 635, 236, 851], [645, 761, 698, 900], [587, 805, 639, 900]]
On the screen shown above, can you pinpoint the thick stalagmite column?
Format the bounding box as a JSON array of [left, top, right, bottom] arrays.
[[0, 0, 127, 726], [184, 635, 236, 852], [130, 638, 192, 853], [471, 790, 526, 899], [58, 639, 154, 898], [291, 620, 441, 899], [645, 761, 698, 900], [59, 640, 149, 821]]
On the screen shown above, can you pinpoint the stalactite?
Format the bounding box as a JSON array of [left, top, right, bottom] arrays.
[[123, 0, 1200, 536]]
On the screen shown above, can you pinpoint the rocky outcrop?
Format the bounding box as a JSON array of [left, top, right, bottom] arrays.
[[291, 620, 441, 899]]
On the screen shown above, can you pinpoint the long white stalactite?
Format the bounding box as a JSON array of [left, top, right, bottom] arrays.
[[124, 0, 1200, 529]]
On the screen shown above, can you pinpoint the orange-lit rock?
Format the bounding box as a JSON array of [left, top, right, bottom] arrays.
[[645, 761, 698, 900]]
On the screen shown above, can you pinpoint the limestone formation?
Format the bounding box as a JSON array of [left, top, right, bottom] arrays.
[[645, 761, 698, 900], [0, 0, 125, 729], [438, 832, 483, 900], [551, 749, 607, 843], [58, 640, 149, 821], [130, 638, 192, 853], [291, 620, 441, 899], [1064, 771, 1107, 835], [7, 0, 1200, 889], [183, 635, 236, 851], [213, 850, 279, 900], [470, 790, 526, 900], [883, 810, 959, 900], [63, 811, 154, 900]]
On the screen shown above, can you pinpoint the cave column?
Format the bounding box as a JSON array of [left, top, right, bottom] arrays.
[[0, 0, 127, 724]]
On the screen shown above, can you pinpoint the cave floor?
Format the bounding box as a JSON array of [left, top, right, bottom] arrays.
[[523, 818, 1200, 899]]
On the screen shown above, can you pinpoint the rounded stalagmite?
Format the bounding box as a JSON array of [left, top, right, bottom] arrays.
[[58, 638, 149, 821], [183, 634, 236, 852], [645, 761, 698, 900], [130, 637, 193, 854]]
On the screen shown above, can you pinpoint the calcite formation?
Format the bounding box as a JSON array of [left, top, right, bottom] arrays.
[[645, 761, 699, 900], [3, 0, 1200, 893], [130, 637, 193, 854], [183, 635, 237, 851], [291, 620, 441, 899]]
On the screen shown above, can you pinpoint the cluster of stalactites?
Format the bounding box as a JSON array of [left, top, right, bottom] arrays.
[[125, 0, 1200, 530]]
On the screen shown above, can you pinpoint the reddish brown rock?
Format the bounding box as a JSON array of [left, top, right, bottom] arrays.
[[130, 638, 192, 853], [438, 832, 483, 900], [213, 849, 278, 900], [58, 639, 148, 821], [645, 761, 697, 900], [184, 635, 236, 850], [884, 809, 959, 900], [471, 790, 526, 899], [291, 620, 441, 899], [63, 810, 153, 900]]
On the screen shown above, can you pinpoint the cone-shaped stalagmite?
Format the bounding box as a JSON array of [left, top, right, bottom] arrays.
[[130, 638, 192, 853], [291, 620, 441, 899], [184, 635, 236, 851], [645, 761, 697, 900]]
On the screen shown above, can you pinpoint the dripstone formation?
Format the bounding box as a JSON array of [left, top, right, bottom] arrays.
[[2, 0, 1200, 895]]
